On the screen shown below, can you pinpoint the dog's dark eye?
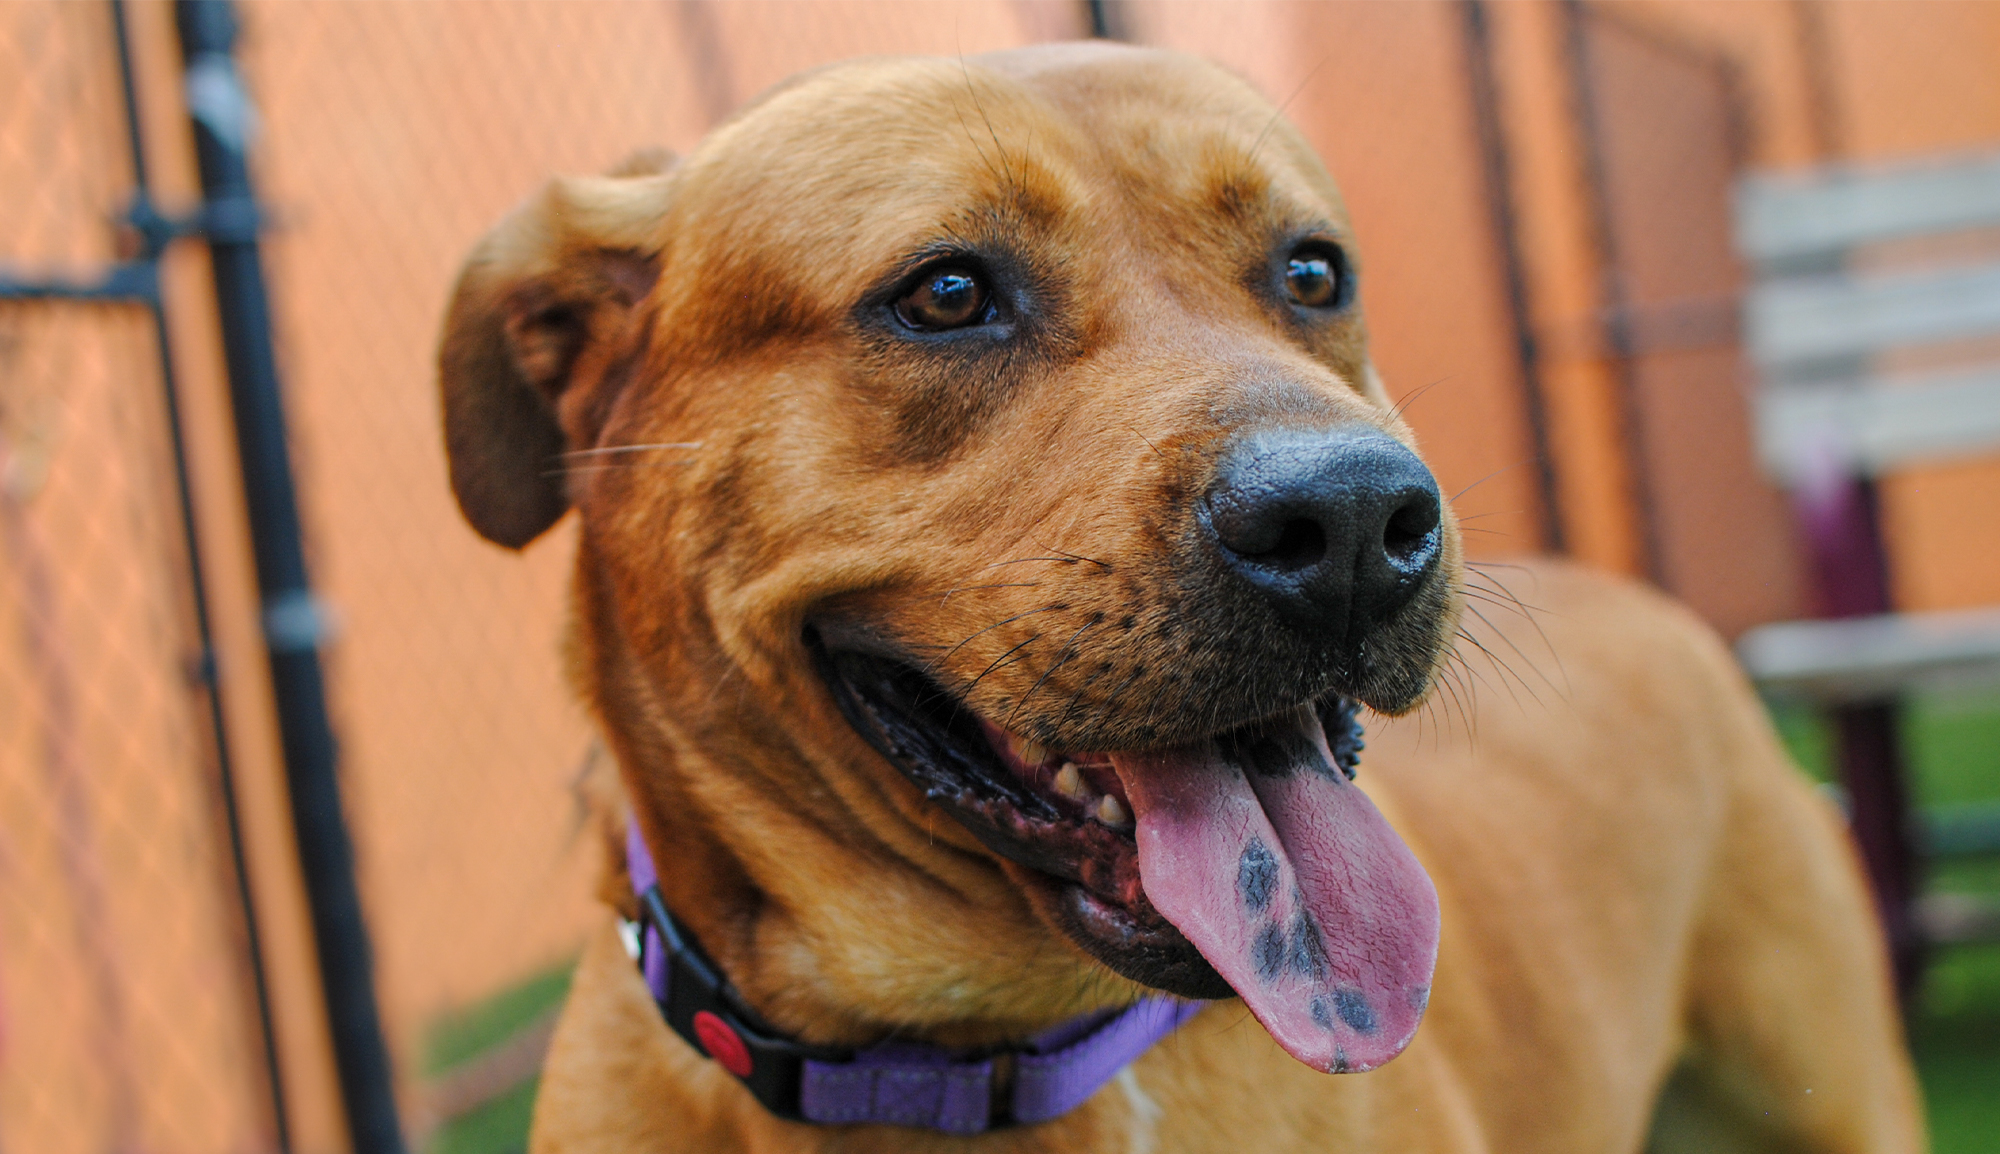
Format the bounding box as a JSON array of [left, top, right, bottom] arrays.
[[895, 266, 991, 331], [1284, 244, 1349, 310]]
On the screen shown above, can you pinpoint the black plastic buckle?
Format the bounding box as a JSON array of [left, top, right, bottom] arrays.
[[635, 886, 845, 1121]]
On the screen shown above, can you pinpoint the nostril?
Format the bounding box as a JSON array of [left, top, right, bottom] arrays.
[[1246, 518, 1326, 572], [1207, 428, 1443, 632], [1382, 495, 1441, 570]]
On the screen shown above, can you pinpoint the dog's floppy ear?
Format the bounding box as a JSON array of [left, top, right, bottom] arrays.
[[438, 149, 676, 548]]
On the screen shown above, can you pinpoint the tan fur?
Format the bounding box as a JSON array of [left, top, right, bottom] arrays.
[[438, 44, 1923, 1153]]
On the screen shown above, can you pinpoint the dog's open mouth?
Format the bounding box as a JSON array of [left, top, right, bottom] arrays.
[[811, 636, 1440, 1074]]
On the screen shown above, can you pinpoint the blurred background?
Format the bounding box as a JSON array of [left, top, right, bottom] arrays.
[[2, 1, 1997, 1152]]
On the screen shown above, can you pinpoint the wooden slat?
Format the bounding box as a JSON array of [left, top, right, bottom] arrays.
[[1736, 151, 2000, 265], [1746, 263, 2000, 370], [1755, 367, 2000, 481], [1737, 606, 2000, 701], [1916, 893, 2000, 945]]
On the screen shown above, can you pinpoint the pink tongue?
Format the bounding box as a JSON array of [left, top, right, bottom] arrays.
[[1113, 710, 1438, 1072]]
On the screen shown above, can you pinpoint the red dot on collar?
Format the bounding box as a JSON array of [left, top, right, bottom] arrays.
[[693, 1010, 754, 1078]]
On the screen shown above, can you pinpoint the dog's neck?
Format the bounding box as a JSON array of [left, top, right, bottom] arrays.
[[615, 751, 1137, 1052], [620, 818, 1198, 1133]]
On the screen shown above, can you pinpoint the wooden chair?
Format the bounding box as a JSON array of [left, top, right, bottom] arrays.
[[1734, 150, 2000, 988]]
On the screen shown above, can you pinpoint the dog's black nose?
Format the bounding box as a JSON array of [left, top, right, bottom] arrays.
[[1205, 429, 1443, 638]]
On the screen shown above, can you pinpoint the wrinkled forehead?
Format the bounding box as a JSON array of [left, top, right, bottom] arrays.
[[665, 46, 1353, 281]]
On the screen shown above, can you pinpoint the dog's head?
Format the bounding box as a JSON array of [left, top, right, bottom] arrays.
[[440, 44, 1461, 1074]]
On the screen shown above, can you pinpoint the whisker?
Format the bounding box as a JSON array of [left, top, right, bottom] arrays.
[[1455, 623, 1529, 708], [1446, 638, 1499, 698], [1460, 586, 1539, 619], [1463, 568, 1534, 603], [545, 461, 700, 478], [1249, 53, 1332, 163], [1445, 654, 1482, 742], [1464, 566, 1546, 602], [930, 603, 1066, 671], [1005, 618, 1102, 729], [1450, 457, 1531, 503], [953, 55, 1009, 189], [559, 442, 702, 459], [1031, 542, 1114, 571], [1101, 664, 1147, 719], [979, 556, 1093, 572], [1460, 607, 1552, 706], [966, 633, 1043, 697], [1462, 568, 1565, 670], [1127, 425, 1169, 462], [1463, 594, 1568, 695], [939, 581, 1041, 603], [1433, 657, 1475, 743], [1389, 377, 1450, 422]]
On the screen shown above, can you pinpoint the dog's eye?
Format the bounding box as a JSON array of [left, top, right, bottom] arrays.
[[1284, 244, 1349, 310], [895, 267, 991, 331]]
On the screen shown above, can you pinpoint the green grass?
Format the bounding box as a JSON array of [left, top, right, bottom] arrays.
[[1768, 691, 2000, 1153], [423, 965, 572, 1078], [1769, 690, 2000, 806], [1913, 943, 2000, 1152], [422, 963, 573, 1154], [1907, 692, 2000, 808], [428, 1078, 540, 1154], [1770, 701, 1839, 784]]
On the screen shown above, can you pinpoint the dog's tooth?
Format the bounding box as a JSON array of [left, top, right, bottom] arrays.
[[1016, 738, 1049, 765], [1054, 761, 1089, 801], [1096, 794, 1132, 829]]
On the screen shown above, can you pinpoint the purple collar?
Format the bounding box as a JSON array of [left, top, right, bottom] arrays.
[[623, 821, 1199, 1134]]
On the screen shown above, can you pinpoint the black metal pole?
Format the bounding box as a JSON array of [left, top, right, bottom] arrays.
[[1461, 0, 1566, 554], [1562, 0, 1665, 583], [109, 3, 293, 1149], [1085, 0, 1123, 40], [169, 4, 407, 1152]]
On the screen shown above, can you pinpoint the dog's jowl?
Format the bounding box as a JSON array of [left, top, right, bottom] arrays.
[[439, 43, 1922, 1153]]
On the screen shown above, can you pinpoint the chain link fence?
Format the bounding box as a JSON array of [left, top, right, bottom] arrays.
[[0, 5, 279, 1152]]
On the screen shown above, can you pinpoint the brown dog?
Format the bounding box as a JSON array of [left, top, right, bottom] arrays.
[[438, 43, 1922, 1152]]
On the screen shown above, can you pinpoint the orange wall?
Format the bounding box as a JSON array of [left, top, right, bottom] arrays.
[[1813, 0, 2000, 610], [1137, 2, 1554, 562], [1513, 0, 2000, 612]]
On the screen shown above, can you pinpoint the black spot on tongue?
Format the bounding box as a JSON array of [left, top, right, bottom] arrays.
[[1286, 909, 1328, 981], [1238, 838, 1278, 914], [1334, 987, 1377, 1034], [1253, 924, 1286, 982]]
